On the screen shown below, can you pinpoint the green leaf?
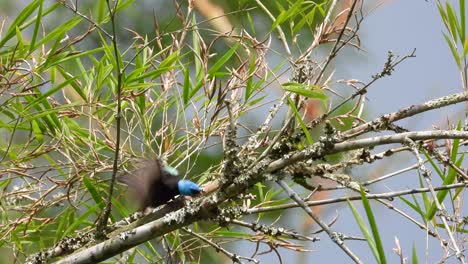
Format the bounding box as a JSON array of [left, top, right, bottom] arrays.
[[348, 199, 379, 261], [245, 53, 257, 101], [287, 96, 313, 144], [0, 0, 41, 48], [54, 207, 73, 242], [44, 47, 105, 69], [31, 119, 43, 143], [460, 0, 466, 42], [15, 26, 26, 58], [399, 196, 426, 223], [34, 17, 82, 49], [55, 67, 87, 101], [208, 43, 240, 76], [443, 33, 462, 70], [24, 77, 78, 112], [412, 244, 419, 264], [127, 50, 181, 83], [463, 37, 468, 56], [83, 176, 105, 209], [360, 186, 387, 264], [183, 64, 191, 105], [422, 149, 445, 180], [63, 204, 100, 237], [29, 0, 43, 53], [445, 2, 460, 42], [283, 82, 328, 100], [293, 7, 316, 35]]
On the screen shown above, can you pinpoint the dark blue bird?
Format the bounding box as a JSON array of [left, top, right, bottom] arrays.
[[120, 159, 201, 210]]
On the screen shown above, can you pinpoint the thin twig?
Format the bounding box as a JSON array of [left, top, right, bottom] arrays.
[[59, 0, 112, 38], [95, 0, 123, 238], [276, 179, 363, 263], [245, 182, 467, 214], [182, 227, 259, 264]]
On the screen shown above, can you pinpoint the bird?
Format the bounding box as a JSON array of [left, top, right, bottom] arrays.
[[120, 159, 201, 210]]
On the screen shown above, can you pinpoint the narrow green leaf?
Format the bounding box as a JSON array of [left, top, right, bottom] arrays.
[[83, 176, 104, 209], [412, 244, 418, 264], [460, 0, 466, 42], [399, 196, 425, 222], [24, 77, 78, 112], [127, 51, 181, 83], [0, 0, 41, 48], [287, 96, 313, 144], [55, 67, 87, 100], [246, 95, 266, 107], [445, 2, 461, 41], [54, 207, 72, 242], [31, 119, 43, 143], [463, 37, 468, 55], [294, 7, 316, 35], [245, 53, 257, 101], [255, 182, 265, 201], [63, 203, 100, 237], [183, 64, 191, 104], [422, 149, 444, 180], [347, 199, 379, 261], [443, 33, 462, 70], [437, 2, 449, 28], [360, 186, 387, 264], [435, 223, 468, 233], [208, 43, 240, 76], [45, 47, 105, 69], [29, 0, 43, 53], [192, 14, 202, 84], [450, 121, 462, 162], [246, 12, 256, 35], [191, 43, 240, 99], [283, 82, 328, 100], [15, 26, 25, 58], [271, 10, 288, 32], [34, 17, 82, 49], [21, 96, 57, 135]]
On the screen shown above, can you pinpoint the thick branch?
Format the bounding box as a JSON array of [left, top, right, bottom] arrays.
[[268, 130, 468, 172], [343, 92, 468, 139]]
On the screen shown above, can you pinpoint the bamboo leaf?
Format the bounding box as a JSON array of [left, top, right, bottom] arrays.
[[360, 186, 387, 264], [443, 33, 462, 70], [348, 199, 379, 261], [287, 96, 313, 144], [34, 17, 82, 49], [208, 43, 240, 76], [283, 82, 327, 100], [412, 244, 419, 264], [0, 0, 41, 48]]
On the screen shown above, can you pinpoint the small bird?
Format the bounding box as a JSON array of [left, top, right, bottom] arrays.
[[120, 159, 201, 210]]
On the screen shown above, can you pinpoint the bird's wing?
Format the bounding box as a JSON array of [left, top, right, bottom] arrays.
[[119, 159, 163, 207]]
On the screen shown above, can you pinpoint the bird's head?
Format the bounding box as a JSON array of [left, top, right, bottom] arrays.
[[177, 180, 201, 196]]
